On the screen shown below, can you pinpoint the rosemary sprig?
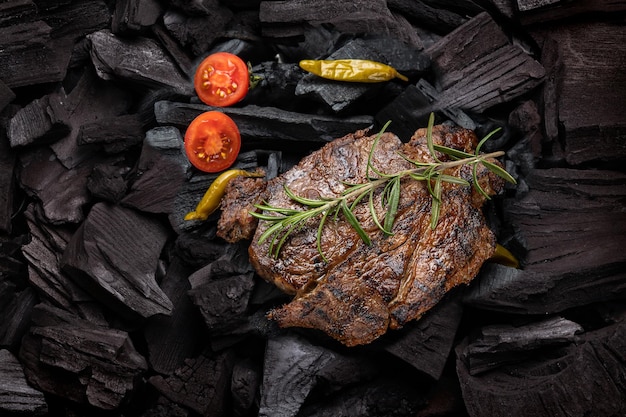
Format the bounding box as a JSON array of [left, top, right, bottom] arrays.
[[250, 114, 516, 261]]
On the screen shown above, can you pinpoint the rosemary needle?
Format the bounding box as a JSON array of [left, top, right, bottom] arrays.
[[251, 116, 516, 261]]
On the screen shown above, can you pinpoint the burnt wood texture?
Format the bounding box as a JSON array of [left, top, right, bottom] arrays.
[[0, 0, 624, 416]]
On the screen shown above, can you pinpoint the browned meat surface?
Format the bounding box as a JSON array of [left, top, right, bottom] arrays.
[[223, 125, 504, 346], [217, 176, 267, 243]]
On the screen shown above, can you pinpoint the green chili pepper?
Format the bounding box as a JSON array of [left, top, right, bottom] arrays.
[[490, 244, 520, 269], [299, 59, 409, 83], [185, 169, 264, 221]]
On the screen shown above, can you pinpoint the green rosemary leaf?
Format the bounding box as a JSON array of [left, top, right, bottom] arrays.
[[284, 186, 328, 207], [426, 113, 441, 163], [472, 164, 491, 200], [383, 177, 400, 233], [433, 144, 474, 159], [481, 160, 517, 184], [340, 200, 371, 245], [439, 174, 470, 187], [253, 204, 302, 216], [369, 188, 388, 235], [316, 210, 330, 262], [475, 128, 501, 155], [258, 221, 286, 245], [367, 120, 392, 179], [430, 176, 442, 229]]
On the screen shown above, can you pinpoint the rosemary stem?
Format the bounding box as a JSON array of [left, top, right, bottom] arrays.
[[304, 150, 505, 220]]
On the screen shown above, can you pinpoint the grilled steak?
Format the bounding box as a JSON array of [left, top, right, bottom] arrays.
[[219, 124, 505, 346]]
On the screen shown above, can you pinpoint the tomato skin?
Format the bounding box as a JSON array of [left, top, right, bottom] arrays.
[[184, 111, 241, 173], [194, 52, 249, 107]]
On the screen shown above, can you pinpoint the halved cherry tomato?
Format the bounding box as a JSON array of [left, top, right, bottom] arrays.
[[194, 52, 249, 107], [184, 111, 241, 173]]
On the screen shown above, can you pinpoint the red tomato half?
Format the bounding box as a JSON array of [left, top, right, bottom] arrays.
[[184, 111, 241, 173], [194, 52, 249, 107]]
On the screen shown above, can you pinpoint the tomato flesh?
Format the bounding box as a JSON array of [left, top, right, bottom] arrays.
[[194, 52, 249, 107], [184, 111, 241, 173]]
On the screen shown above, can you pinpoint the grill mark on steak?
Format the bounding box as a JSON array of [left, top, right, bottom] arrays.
[[220, 124, 505, 346]]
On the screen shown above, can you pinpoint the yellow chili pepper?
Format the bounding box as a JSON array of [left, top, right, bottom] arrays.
[[184, 169, 264, 221], [299, 59, 409, 83], [490, 244, 520, 269]]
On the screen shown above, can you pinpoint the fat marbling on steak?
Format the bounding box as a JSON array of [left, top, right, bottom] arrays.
[[217, 124, 505, 346]]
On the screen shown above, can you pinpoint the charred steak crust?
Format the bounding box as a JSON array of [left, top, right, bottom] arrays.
[[240, 125, 504, 346], [217, 176, 268, 243]]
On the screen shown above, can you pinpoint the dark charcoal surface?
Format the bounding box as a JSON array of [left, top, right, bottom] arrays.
[[0, 1, 625, 416]]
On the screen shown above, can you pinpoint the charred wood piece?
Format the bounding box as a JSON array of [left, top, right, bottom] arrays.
[[112, 0, 162, 34], [121, 126, 189, 215], [61, 202, 173, 319], [8, 92, 70, 148], [188, 254, 256, 334], [461, 316, 583, 375], [0, 349, 47, 416], [149, 350, 236, 416], [87, 30, 193, 95], [457, 313, 626, 417], [77, 114, 144, 153], [163, 6, 233, 57], [466, 168, 626, 314], [259, 334, 336, 417], [19, 303, 148, 410], [154, 101, 374, 150], [383, 298, 463, 379], [425, 12, 545, 113]]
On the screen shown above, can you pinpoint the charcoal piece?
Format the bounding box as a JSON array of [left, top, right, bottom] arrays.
[[149, 349, 236, 416], [539, 22, 626, 165], [462, 316, 583, 375], [0, 133, 16, 233], [295, 37, 429, 112], [151, 23, 194, 76], [163, 6, 233, 57], [383, 298, 463, 379], [516, 0, 561, 11], [87, 163, 130, 203], [143, 257, 206, 375], [298, 378, 426, 417], [425, 12, 545, 113], [188, 255, 256, 334], [18, 147, 92, 224], [61, 202, 173, 319], [19, 303, 148, 410], [519, 0, 626, 24], [231, 358, 261, 417], [50, 69, 134, 170], [21, 205, 108, 322], [0, 1, 37, 26], [8, 92, 70, 147], [167, 0, 221, 14], [456, 315, 626, 417], [154, 101, 374, 149], [0, 21, 71, 88], [77, 114, 144, 153], [0, 79, 15, 112], [112, 0, 162, 34], [0, 284, 37, 349], [0, 349, 47, 415], [259, 334, 336, 417], [245, 62, 306, 108], [259, 0, 402, 39], [39, 0, 110, 39], [465, 168, 626, 314], [139, 395, 190, 417], [88, 29, 193, 95], [121, 126, 188, 214], [387, 0, 472, 34]]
